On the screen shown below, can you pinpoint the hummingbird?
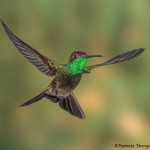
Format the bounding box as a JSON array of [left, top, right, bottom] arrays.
[[1, 20, 145, 119]]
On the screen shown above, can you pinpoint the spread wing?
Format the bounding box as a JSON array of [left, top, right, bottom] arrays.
[[84, 48, 145, 72], [1, 20, 59, 77]]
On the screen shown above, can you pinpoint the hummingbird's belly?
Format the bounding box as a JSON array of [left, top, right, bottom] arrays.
[[50, 73, 82, 98]]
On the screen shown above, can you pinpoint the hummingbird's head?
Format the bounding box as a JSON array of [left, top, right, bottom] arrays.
[[66, 51, 103, 75], [69, 51, 88, 61]]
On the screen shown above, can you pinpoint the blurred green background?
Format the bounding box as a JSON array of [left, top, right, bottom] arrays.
[[0, 0, 149, 150]]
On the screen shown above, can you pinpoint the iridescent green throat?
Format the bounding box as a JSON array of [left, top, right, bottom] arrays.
[[66, 57, 87, 75]]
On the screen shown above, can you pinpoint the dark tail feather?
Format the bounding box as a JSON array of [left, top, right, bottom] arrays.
[[59, 93, 85, 119], [19, 91, 46, 107]]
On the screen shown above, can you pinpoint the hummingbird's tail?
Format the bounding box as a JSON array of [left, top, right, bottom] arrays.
[[59, 93, 85, 119], [19, 90, 46, 107]]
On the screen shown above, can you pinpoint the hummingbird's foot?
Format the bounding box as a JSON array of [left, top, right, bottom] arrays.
[[45, 94, 59, 103], [83, 68, 91, 73], [45, 89, 59, 103]]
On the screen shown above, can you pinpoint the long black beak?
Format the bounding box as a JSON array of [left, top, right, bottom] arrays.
[[86, 54, 104, 58]]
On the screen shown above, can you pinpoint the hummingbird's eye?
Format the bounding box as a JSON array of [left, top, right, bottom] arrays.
[[73, 54, 77, 58]]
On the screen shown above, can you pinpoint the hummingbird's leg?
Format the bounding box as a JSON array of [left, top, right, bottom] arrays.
[[45, 86, 59, 103], [45, 94, 59, 103], [83, 68, 91, 73]]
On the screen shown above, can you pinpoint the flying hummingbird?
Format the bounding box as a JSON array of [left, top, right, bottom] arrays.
[[1, 20, 145, 119]]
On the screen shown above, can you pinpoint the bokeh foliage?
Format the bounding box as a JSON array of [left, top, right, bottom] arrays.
[[0, 0, 149, 150]]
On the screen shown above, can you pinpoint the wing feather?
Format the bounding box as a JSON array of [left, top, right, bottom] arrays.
[[85, 48, 145, 71], [1, 20, 59, 77]]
